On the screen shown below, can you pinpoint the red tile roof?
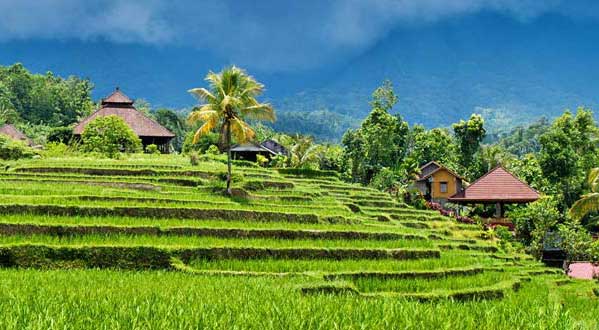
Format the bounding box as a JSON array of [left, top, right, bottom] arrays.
[[448, 166, 540, 203], [0, 124, 33, 146], [73, 89, 174, 138]]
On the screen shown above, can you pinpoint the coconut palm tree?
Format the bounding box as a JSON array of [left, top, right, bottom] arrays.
[[188, 66, 275, 194], [569, 167, 599, 220]]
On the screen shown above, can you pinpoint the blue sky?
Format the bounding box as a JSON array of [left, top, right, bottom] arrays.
[[1, 0, 599, 124], [2, 0, 598, 72]]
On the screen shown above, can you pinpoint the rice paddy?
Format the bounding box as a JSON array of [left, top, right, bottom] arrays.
[[0, 154, 597, 329]]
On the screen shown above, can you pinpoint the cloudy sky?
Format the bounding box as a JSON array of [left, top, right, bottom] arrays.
[[1, 0, 598, 72]]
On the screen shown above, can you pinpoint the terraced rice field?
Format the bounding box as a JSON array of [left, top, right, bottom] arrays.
[[0, 155, 597, 329]]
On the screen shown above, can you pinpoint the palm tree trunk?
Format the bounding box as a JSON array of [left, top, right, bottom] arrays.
[[226, 122, 232, 195]]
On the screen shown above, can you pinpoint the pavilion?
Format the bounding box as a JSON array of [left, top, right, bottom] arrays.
[[448, 165, 540, 218], [0, 124, 34, 146], [73, 88, 175, 153]]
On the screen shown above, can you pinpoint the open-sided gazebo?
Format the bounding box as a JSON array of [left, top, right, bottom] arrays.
[[73, 88, 175, 153], [448, 165, 540, 217]]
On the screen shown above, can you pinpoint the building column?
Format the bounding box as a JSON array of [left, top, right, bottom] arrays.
[[494, 202, 502, 218]]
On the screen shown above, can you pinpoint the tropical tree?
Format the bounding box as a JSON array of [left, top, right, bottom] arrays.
[[453, 113, 486, 176], [569, 168, 599, 220], [187, 66, 275, 194], [289, 136, 321, 169]]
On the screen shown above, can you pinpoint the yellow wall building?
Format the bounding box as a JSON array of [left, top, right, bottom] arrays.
[[415, 161, 465, 204]]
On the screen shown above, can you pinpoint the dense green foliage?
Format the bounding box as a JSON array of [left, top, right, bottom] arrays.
[[0, 63, 94, 126], [80, 115, 142, 158], [0, 134, 36, 160]]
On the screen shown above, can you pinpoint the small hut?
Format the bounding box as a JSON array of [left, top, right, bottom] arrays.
[[448, 165, 540, 217], [73, 88, 175, 152], [261, 139, 288, 156], [0, 124, 34, 146], [230, 142, 276, 162], [230, 140, 288, 162], [415, 161, 465, 205]]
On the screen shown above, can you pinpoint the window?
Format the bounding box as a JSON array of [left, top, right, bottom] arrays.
[[440, 182, 448, 193]]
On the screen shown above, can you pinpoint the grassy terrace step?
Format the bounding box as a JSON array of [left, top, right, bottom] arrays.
[[1, 172, 204, 187], [301, 278, 522, 302], [0, 244, 441, 269], [0, 215, 437, 235], [0, 234, 437, 250], [186, 252, 506, 273], [0, 177, 163, 191], [0, 198, 354, 219], [0, 222, 429, 241], [0, 204, 331, 224], [323, 266, 485, 281], [6, 195, 350, 213], [14, 166, 219, 179]]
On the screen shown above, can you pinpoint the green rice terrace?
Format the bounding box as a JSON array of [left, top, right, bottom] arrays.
[[1, 155, 598, 329]]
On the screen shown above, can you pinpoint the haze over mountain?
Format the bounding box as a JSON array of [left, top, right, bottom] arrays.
[[2, 1, 599, 139]]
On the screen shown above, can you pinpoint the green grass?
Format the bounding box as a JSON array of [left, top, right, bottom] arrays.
[[0, 155, 595, 329], [0, 234, 438, 249], [0, 269, 596, 329]]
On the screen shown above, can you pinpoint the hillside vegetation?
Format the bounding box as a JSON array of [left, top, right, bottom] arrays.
[[0, 154, 597, 329]]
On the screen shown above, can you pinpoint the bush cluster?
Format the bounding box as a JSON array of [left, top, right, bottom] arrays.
[[0, 134, 36, 160]]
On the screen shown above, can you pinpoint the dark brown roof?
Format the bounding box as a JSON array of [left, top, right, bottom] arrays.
[[0, 124, 33, 146], [231, 142, 274, 154], [102, 88, 134, 105], [73, 89, 174, 138], [449, 166, 540, 203], [417, 161, 465, 181], [260, 139, 288, 155]]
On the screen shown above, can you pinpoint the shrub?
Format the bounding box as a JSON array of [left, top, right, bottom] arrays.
[[181, 131, 218, 154], [558, 222, 594, 261], [145, 144, 160, 154], [190, 152, 199, 166], [47, 126, 73, 143], [270, 154, 287, 168], [206, 144, 220, 155], [507, 196, 560, 258], [369, 168, 398, 191], [43, 142, 74, 157], [0, 134, 36, 160], [80, 115, 141, 158], [256, 154, 268, 167]]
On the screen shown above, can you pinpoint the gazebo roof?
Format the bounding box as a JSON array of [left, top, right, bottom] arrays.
[[73, 88, 175, 138], [0, 124, 33, 146], [448, 166, 540, 203], [101, 88, 134, 105], [231, 142, 274, 154]]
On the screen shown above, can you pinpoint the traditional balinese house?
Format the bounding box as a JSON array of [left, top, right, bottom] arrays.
[[448, 165, 540, 218], [0, 124, 34, 146], [230, 142, 276, 162], [261, 139, 288, 156], [73, 88, 175, 153], [415, 161, 465, 204], [231, 140, 288, 162]]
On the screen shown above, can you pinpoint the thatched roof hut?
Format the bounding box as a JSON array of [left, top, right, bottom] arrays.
[[73, 88, 175, 152], [0, 124, 34, 146]]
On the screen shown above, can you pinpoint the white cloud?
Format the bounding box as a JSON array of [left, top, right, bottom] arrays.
[[0, 0, 582, 71]]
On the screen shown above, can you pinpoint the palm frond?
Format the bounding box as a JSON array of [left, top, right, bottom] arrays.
[[192, 118, 218, 143], [569, 192, 599, 220], [187, 105, 218, 125], [588, 168, 599, 192], [188, 88, 217, 103], [241, 104, 275, 122], [230, 117, 255, 143]]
